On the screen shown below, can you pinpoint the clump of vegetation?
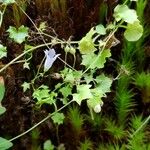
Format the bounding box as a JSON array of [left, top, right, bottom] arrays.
[[0, 0, 149, 149]]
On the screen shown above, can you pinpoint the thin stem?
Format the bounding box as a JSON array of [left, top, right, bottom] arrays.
[[81, 29, 117, 76], [16, 1, 78, 70], [33, 56, 46, 83], [56, 125, 60, 144], [90, 108, 94, 120], [123, 0, 129, 5], [58, 57, 77, 71], [64, 52, 67, 67], [2, 100, 74, 144], [73, 54, 76, 69], [0, 43, 52, 73]]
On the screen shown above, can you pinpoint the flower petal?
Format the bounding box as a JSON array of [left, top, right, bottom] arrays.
[[44, 48, 56, 58], [44, 48, 60, 71]]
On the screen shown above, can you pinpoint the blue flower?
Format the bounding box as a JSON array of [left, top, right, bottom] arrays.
[[44, 48, 60, 72]]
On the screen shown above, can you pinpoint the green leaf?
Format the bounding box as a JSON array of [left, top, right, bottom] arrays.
[[86, 75, 112, 112], [7, 25, 29, 44], [79, 28, 96, 54], [124, 21, 143, 41], [21, 82, 30, 92], [96, 49, 111, 68], [95, 74, 113, 94], [95, 24, 106, 35], [44, 140, 54, 150], [0, 76, 5, 102], [2, 0, 15, 4], [52, 112, 65, 125], [81, 53, 96, 68], [73, 84, 92, 105], [23, 62, 30, 69], [61, 68, 82, 84], [84, 73, 94, 84], [0, 44, 7, 59], [87, 89, 104, 113], [81, 49, 111, 69], [64, 72, 74, 83], [33, 85, 56, 105], [87, 94, 103, 110], [59, 84, 72, 104], [0, 106, 6, 115], [0, 137, 13, 150], [114, 4, 138, 23]]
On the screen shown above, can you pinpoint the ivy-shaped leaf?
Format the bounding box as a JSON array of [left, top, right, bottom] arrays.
[[0, 44, 7, 59], [124, 21, 143, 41], [114, 4, 138, 24], [32, 85, 56, 106], [73, 84, 92, 105], [59, 84, 72, 104], [95, 74, 113, 94], [23, 62, 30, 69], [7, 25, 29, 44], [95, 24, 106, 35], [52, 112, 65, 125], [82, 49, 111, 69], [84, 73, 94, 84], [44, 140, 54, 150], [61, 68, 82, 84], [81, 53, 96, 68], [21, 82, 30, 92], [86, 75, 112, 113], [0, 137, 13, 150], [96, 49, 111, 68], [79, 28, 96, 54]]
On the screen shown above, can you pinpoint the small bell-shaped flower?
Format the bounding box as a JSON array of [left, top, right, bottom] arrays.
[[44, 48, 60, 72]]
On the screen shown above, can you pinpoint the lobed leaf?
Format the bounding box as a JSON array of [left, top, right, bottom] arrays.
[[124, 21, 143, 41], [95, 24, 106, 35], [81, 49, 111, 69], [79, 28, 96, 54], [44, 140, 54, 150], [7, 25, 29, 44], [73, 84, 92, 105], [0, 44, 7, 59], [114, 4, 138, 24], [51, 112, 65, 125]]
